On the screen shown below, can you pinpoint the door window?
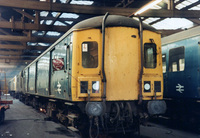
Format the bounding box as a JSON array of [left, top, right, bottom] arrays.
[[169, 46, 185, 72], [82, 41, 98, 68], [144, 43, 157, 68]]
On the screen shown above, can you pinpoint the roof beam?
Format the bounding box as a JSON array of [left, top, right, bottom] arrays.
[[0, 55, 36, 60], [0, 59, 32, 63], [137, 10, 200, 18], [0, 0, 134, 16], [0, 44, 48, 50], [0, 50, 41, 56], [0, 21, 70, 32], [0, 35, 58, 43], [0, 0, 200, 18], [0, 64, 25, 69], [14, 8, 35, 20]]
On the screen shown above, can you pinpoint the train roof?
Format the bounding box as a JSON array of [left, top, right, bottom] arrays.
[[162, 26, 200, 46], [68, 15, 158, 33]]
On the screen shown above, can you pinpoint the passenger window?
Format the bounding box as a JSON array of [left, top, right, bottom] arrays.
[[144, 43, 157, 68], [52, 58, 64, 71], [179, 59, 185, 71], [169, 46, 185, 72], [162, 54, 166, 73], [172, 62, 177, 72], [82, 41, 98, 68]]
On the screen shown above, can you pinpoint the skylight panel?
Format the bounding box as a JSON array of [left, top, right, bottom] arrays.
[[176, 0, 198, 10], [46, 31, 61, 36], [54, 21, 66, 26], [37, 31, 45, 36], [189, 4, 200, 10], [60, 13, 79, 19], [32, 30, 37, 34], [27, 42, 37, 46], [45, 20, 53, 25], [176, 3, 186, 10], [40, 20, 44, 24], [51, 12, 59, 17], [40, 11, 49, 17], [65, 21, 73, 24], [182, 1, 191, 5], [70, 0, 93, 5], [143, 18, 161, 24], [188, 0, 198, 3], [174, 0, 180, 3], [152, 18, 194, 30], [38, 43, 50, 46], [60, 0, 66, 3]]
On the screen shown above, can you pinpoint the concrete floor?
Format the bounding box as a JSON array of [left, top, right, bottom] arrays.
[[140, 123, 200, 138], [0, 95, 80, 138], [1, 95, 200, 138]]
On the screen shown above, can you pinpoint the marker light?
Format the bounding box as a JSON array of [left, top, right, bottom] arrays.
[[144, 83, 151, 91], [92, 81, 100, 93]]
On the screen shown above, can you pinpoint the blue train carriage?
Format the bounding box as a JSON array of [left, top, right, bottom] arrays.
[[162, 26, 200, 123], [19, 14, 166, 136]]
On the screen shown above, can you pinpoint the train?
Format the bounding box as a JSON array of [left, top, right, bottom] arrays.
[[8, 14, 166, 137], [162, 25, 200, 125]]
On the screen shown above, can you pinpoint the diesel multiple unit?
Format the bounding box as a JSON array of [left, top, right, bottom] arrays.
[[9, 14, 166, 137]]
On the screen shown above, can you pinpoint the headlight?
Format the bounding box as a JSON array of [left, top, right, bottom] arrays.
[[144, 81, 151, 92], [85, 102, 105, 116], [92, 81, 100, 93]]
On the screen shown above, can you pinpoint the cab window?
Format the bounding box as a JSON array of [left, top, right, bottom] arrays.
[[144, 43, 157, 68], [169, 46, 185, 72], [82, 41, 98, 68]]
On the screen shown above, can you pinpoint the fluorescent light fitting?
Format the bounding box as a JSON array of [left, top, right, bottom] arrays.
[[135, 0, 162, 15]]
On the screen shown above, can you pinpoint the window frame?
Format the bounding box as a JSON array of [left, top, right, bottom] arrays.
[[144, 43, 157, 68], [81, 41, 99, 69], [168, 46, 185, 72], [162, 54, 166, 73]]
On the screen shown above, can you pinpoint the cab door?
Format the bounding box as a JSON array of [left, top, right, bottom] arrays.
[[50, 40, 69, 99], [167, 46, 185, 98]]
